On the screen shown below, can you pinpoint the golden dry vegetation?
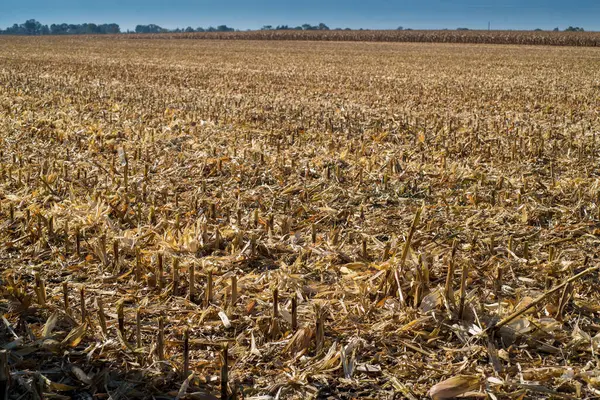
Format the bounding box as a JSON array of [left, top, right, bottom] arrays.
[[121, 29, 600, 47], [1, 36, 600, 399]]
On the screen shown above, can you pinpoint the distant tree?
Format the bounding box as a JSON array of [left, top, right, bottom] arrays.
[[275, 25, 289, 30], [185, 26, 194, 32], [83, 23, 98, 34], [293, 26, 303, 30], [261, 25, 273, 30], [534, 28, 543, 31], [5, 23, 24, 34], [196, 27, 205, 32], [318, 22, 329, 30], [104, 23, 120, 34], [553, 27, 559, 32], [206, 26, 217, 32], [565, 26, 584, 32], [23, 19, 42, 35], [397, 26, 404, 30], [302, 24, 317, 30], [457, 27, 469, 31], [216, 25, 234, 32], [344, 27, 352, 31], [135, 24, 165, 33]]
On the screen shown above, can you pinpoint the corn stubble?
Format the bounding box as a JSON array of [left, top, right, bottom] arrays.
[[0, 36, 600, 399]]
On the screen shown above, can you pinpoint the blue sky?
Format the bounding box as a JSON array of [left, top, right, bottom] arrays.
[[1, 0, 599, 31]]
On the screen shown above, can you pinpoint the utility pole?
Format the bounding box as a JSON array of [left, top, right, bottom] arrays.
[[488, 21, 491, 31]]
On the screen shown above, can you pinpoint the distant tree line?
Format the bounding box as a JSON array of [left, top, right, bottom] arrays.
[[457, 27, 585, 32], [136, 24, 235, 33], [260, 23, 330, 31], [0, 19, 590, 36], [0, 19, 239, 35], [0, 19, 120, 35], [137, 23, 334, 33], [533, 27, 585, 32]]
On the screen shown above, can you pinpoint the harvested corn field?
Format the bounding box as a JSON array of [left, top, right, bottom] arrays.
[[117, 30, 600, 47], [1, 36, 600, 399]]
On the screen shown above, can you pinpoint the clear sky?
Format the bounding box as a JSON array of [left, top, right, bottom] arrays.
[[1, 0, 599, 31]]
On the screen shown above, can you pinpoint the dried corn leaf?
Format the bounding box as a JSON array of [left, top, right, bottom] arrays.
[[429, 375, 481, 400], [62, 324, 86, 348]]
